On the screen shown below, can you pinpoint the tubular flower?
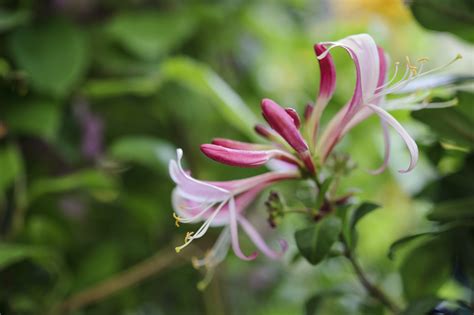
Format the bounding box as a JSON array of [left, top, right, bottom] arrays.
[[310, 34, 460, 173], [170, 149, 297, 262], [169, 33, 458, 267]]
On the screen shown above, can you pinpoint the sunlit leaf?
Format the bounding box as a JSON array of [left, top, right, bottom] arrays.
[[161, 57, 259, 139]]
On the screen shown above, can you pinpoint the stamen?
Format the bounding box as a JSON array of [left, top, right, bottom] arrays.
[[406, 56, 418, 75], [173, 212, 181, 227], [417, 57, 429, 63]]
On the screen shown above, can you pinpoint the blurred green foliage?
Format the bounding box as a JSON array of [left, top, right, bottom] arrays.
[[0, 0, 473, 315]]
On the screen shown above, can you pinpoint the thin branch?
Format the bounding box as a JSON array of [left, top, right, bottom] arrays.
[[52, 245, 199, 314], [343, 241, 401, 314]]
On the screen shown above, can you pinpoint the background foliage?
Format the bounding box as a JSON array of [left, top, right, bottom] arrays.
[[0, 0, 473, 314]]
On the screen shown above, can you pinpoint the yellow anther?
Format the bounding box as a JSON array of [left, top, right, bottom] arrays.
[[172, 212, 182, 227], [456, 53, 463, 60], [191, 257, 200, 269], [184, 231, 194, 242], [417, 57, 429, 63], [406, 56, 418, 75], [175, 247, 181, 253]]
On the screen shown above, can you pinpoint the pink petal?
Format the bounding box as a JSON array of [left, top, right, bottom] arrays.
[[284, 108, 301, 129], [211, 138, 271, 150], [238, 215, 287, 259], [365, 104, 418, 173], [169, 149, 230, 201], [314, 43, 337, 101], [201, 144, 298, 168], [207, 170, 300, 193], [368, 119, 391, 175], [261, 98, 309, 154], [229, 198, 258, 260]]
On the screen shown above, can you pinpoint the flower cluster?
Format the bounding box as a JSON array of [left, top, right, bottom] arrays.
[[169, 33, 459, 272]]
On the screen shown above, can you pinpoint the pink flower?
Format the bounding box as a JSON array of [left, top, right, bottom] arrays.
[[170, 149, 298, 262], [169, 33, 458, 267], [308, 34, 460, 173]]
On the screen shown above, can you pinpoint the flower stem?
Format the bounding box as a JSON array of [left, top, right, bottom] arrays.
[[342, 240, 401, 314]]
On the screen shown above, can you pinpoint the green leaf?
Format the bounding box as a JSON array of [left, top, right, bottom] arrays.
[[8, 19, 89, 97], [428, 197, 474, 222], [400, 238, 451, 300], [108, 136, 175, 174], [295, 216, 342, 265], [388, 232, 436, 260], [161, 57, 259, 139], [28, 169, 118, 202], [106, 10, 196, 60], [401, 296, 442, 315], [411, 106, 474, 149], [347, 202, 380, 248], [81, 76, 161, 98], [408, 0, 474, 42], [0, 243, 58, 271], [0, 9, 31, 32], [3, 99, 61, 141], [0, 143, 23, 194]]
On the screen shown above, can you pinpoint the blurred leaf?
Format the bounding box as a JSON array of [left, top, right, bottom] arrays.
[[26, 215, 70, 250], [3, 99, 60, 141], [108, 136, 175, 174], [427, 197, 474, 222], [412, 102, 474, 149], [82, 76, 161, 98], [106, 10, 196, 60], [75, 243, 121, 290], [400, 238, 451, 300], [28, 169, 117, 202], [401, 296, 442, 315], [0, 9, 30, 32], [8, 19, 88, 97], [305, 295, 324, 315], [347, 202, 380, 249], [408, 0, 474, 42], [388, 232, 436, 259], [0, 243, 57, 271], [0, 143, 23, 194], [161, 57, 259, 139], [295, 216, 342, 265]]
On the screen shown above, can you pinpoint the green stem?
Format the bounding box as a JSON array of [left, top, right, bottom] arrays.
[[342, 239, 401, 314]]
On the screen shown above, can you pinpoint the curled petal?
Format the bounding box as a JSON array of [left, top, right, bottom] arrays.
[[261, 98, 309, 153], [228, 198, 258, 260], [284, 108, 301, 129], [169, 149, 230, 202], [365, 104, 418, 173], [314, 43, 337, 101], [238, 215, 287, 259], [201, 144, 299, 168], [368, 119, 391, 175]]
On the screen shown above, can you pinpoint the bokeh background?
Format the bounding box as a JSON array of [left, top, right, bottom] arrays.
[[0, 0, 473, 314]]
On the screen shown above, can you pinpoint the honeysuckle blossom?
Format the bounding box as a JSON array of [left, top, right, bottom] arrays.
[[170, 149, 297, 262], [309, 34, 460, 173], [169, 33, 458, 269]]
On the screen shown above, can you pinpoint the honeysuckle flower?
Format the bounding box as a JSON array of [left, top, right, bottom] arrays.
[[170, 149, 297, 262], [169, 33, 459, 269], [309, 34, 460, 173]]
